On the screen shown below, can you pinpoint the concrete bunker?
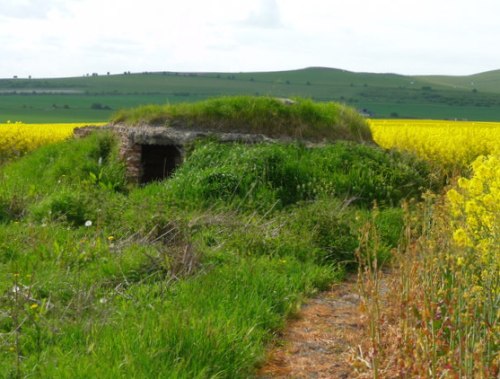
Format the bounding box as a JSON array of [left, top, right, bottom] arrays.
[[140, 144, 182, 183], [74, 125, 274, 185]]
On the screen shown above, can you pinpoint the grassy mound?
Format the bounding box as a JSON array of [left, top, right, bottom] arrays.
[[111, 96, 373, 143], [165, 140, 433, 210], [0, 132, 436, 377]]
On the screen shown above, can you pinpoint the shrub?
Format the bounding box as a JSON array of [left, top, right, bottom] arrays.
[[165, 141, 434, 211], [0, 132, 126, 224]]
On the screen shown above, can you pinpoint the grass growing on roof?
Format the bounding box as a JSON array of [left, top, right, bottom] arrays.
[[112, 96, 373, 143]]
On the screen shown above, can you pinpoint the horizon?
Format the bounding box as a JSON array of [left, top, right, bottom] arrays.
[[2, 65, 499, 81], [2, 0, 500, 79]]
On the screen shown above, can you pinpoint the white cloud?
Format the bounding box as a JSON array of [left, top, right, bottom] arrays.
[[242, 0, 283, 29], [0, 0, 69, 19], [1, 0, 500, 77]]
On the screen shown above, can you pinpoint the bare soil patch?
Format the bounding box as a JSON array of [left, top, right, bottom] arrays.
[[258, 275, 367, 378]]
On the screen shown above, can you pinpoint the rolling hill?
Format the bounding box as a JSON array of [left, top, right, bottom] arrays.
[[1, 67, 500, 122]]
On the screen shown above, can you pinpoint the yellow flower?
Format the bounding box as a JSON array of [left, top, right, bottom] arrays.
[[458, 177, 469, 189], [0, 122, 105, 161], [368, 119, 500, 167], [446, 188, 464, 205], [453, 228, 471, 247]]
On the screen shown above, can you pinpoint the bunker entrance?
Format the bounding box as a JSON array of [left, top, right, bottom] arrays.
[[140, 144, 182, 183]]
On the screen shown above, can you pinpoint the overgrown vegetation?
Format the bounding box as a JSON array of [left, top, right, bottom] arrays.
[[112, 96, 373, 143], [356, 163, 499, 377], [0, 127, 433, 377], [165, 140, 432, 209]]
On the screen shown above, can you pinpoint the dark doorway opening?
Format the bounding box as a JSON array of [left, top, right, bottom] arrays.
[[141, 144, 182, 183]]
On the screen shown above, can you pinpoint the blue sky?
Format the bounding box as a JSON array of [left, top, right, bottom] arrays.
[[1, 0, 499, 78]]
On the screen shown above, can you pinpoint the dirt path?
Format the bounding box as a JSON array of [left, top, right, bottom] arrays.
[[258, 275, 367, 379]]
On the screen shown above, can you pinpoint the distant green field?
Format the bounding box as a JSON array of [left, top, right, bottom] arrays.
[[1, 67, 500, 122]]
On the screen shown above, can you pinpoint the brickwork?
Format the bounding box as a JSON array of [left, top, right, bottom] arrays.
[[74, 124, 274, 184]]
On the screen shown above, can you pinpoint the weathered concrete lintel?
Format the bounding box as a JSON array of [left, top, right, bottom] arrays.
[[74, 124, 277, 144]]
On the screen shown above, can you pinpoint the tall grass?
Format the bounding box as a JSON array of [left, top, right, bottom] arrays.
[[163, 140, 434, 210], [356, 157, 499, 378], [2, 251, 336, 378], [0, 131, 435, 377]]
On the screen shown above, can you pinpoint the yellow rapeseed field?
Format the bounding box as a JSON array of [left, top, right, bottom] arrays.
[[0, 122, 104, 162], [366, 120, 499, 376], [369, 119, 500, 168]]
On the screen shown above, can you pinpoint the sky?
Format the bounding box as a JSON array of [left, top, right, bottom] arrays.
[[1, 0, 499, 79]]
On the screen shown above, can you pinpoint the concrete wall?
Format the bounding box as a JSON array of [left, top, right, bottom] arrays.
[[74, 125, 274, 184]]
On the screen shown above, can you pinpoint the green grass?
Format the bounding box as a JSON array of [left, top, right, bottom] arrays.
[[112, 96, 373, 143], [163, 140, 433, 209], [0, 94, 182, 123], [2, 67, 500, 122], [0, 130, 440, 378], [417, 69, 500, 93]]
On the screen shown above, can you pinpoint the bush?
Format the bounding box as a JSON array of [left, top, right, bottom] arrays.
[[0, 132, 126, 225], [165, 141, 434, 211]]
